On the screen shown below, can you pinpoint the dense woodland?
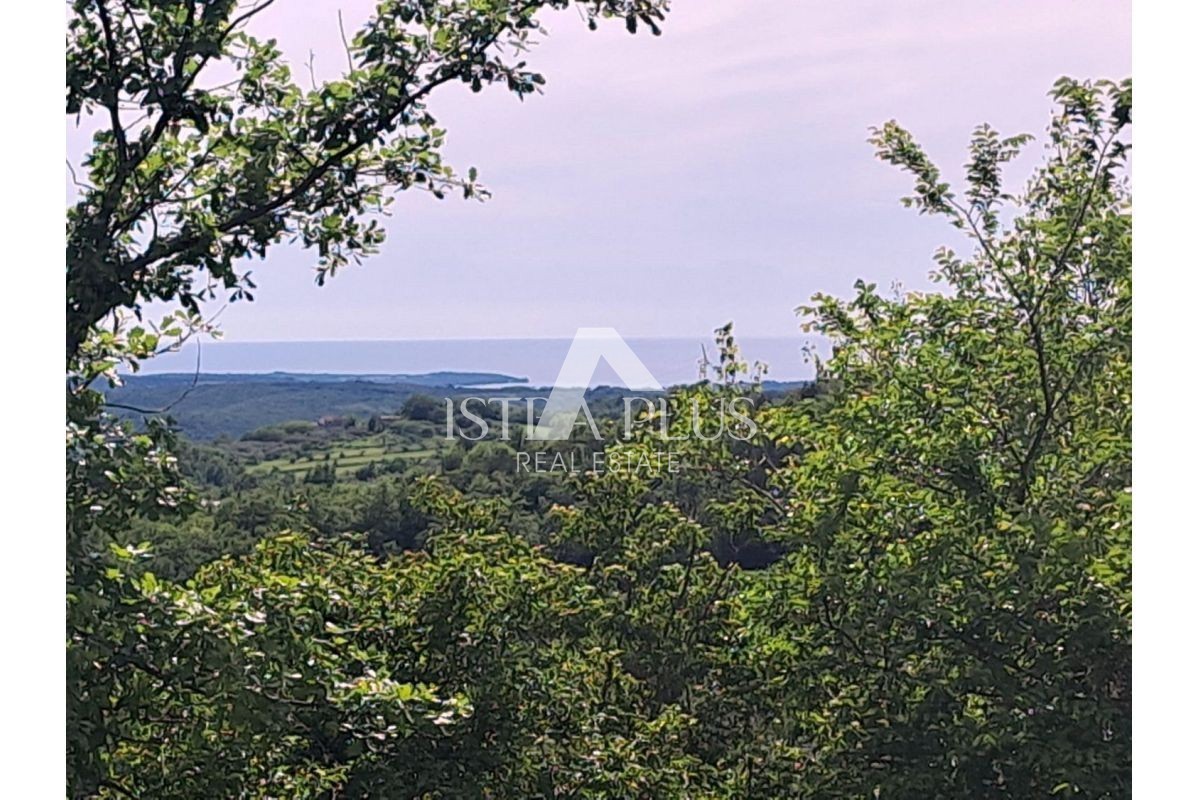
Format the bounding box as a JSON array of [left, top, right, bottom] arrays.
[[67, 1, 1130, 797], [105, 371, 527, 439]]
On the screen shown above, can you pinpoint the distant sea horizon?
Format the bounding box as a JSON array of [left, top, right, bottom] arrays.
[[136, 336, 821, 388]]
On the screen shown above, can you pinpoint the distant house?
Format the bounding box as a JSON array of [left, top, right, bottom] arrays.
[[316, 415, 349, 428]]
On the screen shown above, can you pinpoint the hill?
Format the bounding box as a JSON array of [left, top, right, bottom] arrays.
[[108, 372, 520, 439]]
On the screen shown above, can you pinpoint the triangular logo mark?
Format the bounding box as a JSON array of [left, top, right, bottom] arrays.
[[531, 328, 662, 440]]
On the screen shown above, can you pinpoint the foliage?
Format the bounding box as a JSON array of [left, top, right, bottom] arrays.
[[74, 491, 731, 798], [66, 2, 671, 795], [66, 10, 1132, 793], [749, 77, 1132, 796]]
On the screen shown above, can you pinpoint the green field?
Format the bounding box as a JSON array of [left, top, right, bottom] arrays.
[[246, 434, 443, 477]]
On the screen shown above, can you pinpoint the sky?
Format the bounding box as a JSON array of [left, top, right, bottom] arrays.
[[72, 0, 1132, 342]]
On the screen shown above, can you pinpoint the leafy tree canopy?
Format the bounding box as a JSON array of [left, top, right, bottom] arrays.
[[65, 4, 1132, 792]]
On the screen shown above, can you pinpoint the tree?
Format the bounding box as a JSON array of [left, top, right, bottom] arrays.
[[558, 77, 1132, 796], [747, 77, 1132, 796], [69, 481, 737, 798], [402, 392, 443, 422], [66, 0, 668, 364], [66, 3, 671, 795], [66, 9, 1132, 790]]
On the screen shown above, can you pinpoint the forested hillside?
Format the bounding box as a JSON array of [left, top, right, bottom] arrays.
[[109, 372, 814, 439], [66, 1, 1130, 797], [107, 372, 525, 439]]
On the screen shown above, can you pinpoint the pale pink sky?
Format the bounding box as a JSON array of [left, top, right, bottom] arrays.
[[72, 0, 1132, 341]]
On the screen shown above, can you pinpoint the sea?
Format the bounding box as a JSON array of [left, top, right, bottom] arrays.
[[136, 336, 821, 388]]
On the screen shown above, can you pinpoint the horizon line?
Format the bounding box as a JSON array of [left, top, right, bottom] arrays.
[[167, 333, 810, 346]]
